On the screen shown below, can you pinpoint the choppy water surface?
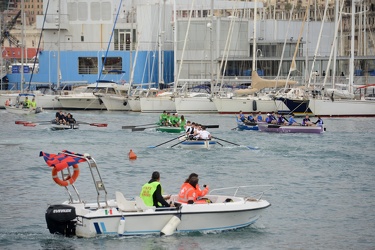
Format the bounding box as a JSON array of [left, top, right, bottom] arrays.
[[0, 110, 374, 250]]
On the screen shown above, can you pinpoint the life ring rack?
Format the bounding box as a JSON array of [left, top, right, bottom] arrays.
[[52, 164, 80, 186]]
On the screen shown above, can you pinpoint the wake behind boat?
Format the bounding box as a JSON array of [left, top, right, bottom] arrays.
[[41, 150, 271, 238]]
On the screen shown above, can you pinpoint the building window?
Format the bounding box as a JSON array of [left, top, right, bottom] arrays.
[[78, 57, 98, 74]]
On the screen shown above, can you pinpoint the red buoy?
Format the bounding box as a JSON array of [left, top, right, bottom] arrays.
[[128, 149, 137, 160]]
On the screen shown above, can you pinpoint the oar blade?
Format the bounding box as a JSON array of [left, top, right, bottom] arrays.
[[15, 120, 28, 125], [24, 122, 37, 127], [122, 126, 136, 129], [132, 127, 147, 132], [90, 123, 108, 127], [204, 125, 219, 128]]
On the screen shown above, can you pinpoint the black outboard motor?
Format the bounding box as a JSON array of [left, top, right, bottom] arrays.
[[45, 204, 76, 236]]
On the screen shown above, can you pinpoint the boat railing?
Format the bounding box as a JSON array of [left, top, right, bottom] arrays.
[[61, 152, 108, 208], [209, 185, 274, 201]]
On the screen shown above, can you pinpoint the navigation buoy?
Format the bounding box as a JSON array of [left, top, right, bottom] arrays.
[[128, 149, 137, 160]]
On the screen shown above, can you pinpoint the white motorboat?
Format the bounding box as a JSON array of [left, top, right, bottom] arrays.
[[97, 83, 131, 111], [58, 81, 130, 110], [5, 105, 42, 115], [42, 151, 271, 238]]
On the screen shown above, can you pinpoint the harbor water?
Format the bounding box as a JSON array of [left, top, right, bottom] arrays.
[[0, 110, 374, 250]]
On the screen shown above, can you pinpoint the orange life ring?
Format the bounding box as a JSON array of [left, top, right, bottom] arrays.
[[52, 164, 80, 186]]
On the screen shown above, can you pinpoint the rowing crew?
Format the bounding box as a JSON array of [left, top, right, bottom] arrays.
[[184, 121, 212, 140], [55, 110, 76, 125], [266, 112, 323, 127]]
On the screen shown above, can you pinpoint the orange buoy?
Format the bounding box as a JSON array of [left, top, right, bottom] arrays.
[[128, 149, 137, 160]]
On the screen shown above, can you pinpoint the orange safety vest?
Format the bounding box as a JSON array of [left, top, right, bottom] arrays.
[[178, 183, 209, 203]]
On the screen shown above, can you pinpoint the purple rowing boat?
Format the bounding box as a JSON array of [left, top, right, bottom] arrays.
[[258, 123, 324, 134]]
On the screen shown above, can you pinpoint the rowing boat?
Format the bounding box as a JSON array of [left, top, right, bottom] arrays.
[[179, 139, 217, 149], [257, 123, 324, 134]]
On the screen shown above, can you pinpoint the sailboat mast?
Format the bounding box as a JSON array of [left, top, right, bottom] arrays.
[[210, 0, 214, 96], [57, 0, 61, 89], [252, 0, 257, 72], [349, 0, 355, 94], [21, 0, 25, 92]]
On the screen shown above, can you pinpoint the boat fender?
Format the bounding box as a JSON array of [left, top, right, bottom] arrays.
[[160, 215, 181, 236], [252, 100, 257, 111], [117, 217, 126, 235], [123, 101, 128, 106], [52, 164, 80, 186]]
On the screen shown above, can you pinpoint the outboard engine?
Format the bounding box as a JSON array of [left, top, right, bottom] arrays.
[[45, 204, 76, 236]]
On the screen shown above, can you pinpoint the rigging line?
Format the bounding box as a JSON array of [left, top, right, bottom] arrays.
[[307, 0, 330, 88], [219, 7, 239, 90], [28, 0, 50, 88], [175, 0, 196, 93], [322, 0, 345, 89], [97, 0, 123, 86], [275, 0, 295, 83], [285, 1, 309, 88]]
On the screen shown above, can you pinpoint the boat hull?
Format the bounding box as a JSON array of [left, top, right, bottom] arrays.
[[156, 126, 184, 133], [49, 195, 270, 238], [180, 140, 217, 149], [213, 97, 289, 114], [5, 106, 42, 115], [277, 97, 312, 116], [58, 95, 107, 110], [140, 97, 176, 113], [100, 95, 131, 111], [309, 98, 375, 117], [128, 98, 141, 112], [174, 97, 217, 113], [258, 123, 324, 134], [51, 124, 80, 130]]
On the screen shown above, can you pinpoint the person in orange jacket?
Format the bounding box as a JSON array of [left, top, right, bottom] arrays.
[[178, 173, 209, 204]]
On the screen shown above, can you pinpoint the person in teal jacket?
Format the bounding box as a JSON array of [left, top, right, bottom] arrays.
[[140, 171, 171, 207]]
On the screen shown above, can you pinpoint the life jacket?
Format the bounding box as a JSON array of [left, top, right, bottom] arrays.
[[178, 183, 209, 203], [140, 181, 160, 206]]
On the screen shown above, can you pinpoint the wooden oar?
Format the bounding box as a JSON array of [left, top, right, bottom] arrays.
[[122, 123, 157, 129], [148, 135, 186, 148], [211, 136, 258, 150], [16, 120, 54, 125], [77, 121, 107, 127]]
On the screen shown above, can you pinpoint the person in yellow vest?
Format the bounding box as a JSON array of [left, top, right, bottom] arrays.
[[140, 171, 173, 208], [23, 97, 31, 108], [30, 98, 37, 109]]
